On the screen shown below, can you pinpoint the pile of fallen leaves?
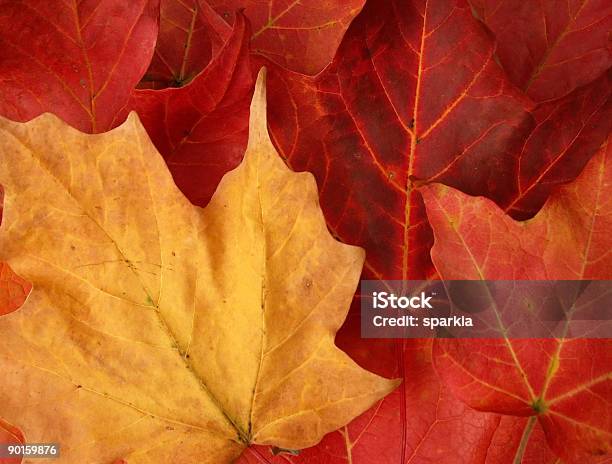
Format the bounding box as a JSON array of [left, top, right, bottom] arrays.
[[0, 1, 610, 463]]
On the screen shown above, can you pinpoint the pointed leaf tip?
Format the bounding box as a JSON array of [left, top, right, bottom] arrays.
[[248, 68, 270, 149]]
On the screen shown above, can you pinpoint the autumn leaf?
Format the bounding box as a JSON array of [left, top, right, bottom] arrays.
[[128, 12, 254, 207], [421, 137, 612, 461], [503, 71, 611, 219], [252, 2, 610, 460], [139, 0, 231, 89], [237, 338, 568, 464], [423, 136, 611, 280], [0, 1, 609, 462], [0, 262, 31, 317], [266, 0, 529, 280], [470, 0, 612, 102], [0, 0, 160, 132], [137, 0, 367, 79], [0, 1, 255, 208], [266, 0, 611, 281], [483, 415, 561, 464], [204, 0, 366, 75], [244, 135, 612, 464], [0, 71, 396, 463]]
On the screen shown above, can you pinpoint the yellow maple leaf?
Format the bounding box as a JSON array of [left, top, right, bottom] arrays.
[[0, 70, 397, 463]]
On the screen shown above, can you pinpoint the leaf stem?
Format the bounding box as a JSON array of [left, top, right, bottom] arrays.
[[513, 416, 537, 464]]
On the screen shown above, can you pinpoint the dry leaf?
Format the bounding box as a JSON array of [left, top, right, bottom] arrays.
[[0, 70, 396, 463]]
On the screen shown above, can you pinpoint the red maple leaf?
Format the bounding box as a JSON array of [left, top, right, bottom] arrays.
[[470, 0, 612, 102], [203, 0, 367, 75], [265, 0, 611, 281], [0, 0, 160, 132], [139, 0, 231, 89], [421, 137, 612, 461], [127, 12, 254, 207]]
